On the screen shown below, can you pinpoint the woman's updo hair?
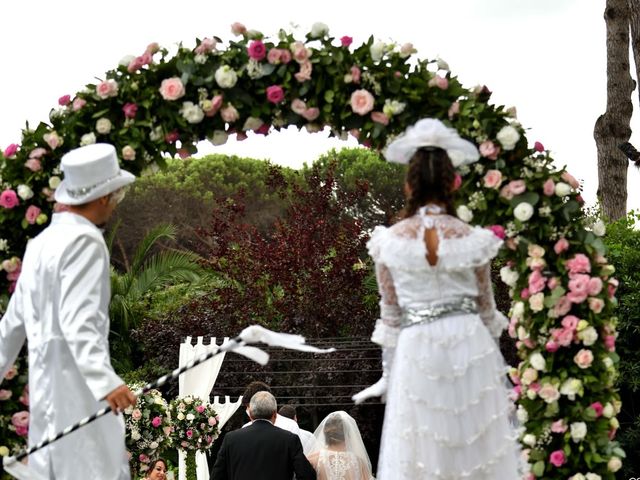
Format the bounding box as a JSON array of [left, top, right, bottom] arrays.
[[401, 146, 456, 218], [324, 415, 345, 446]]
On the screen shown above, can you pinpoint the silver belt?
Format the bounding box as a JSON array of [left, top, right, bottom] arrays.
[[400, 297, 478, 328]]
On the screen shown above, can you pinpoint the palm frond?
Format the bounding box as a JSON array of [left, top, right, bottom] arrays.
[[130, 224, 178, 275], [105, 219, 122, 255], [130, 251, 203, 298]]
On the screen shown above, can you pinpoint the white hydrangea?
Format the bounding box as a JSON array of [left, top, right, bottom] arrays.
[[585, 474, 602, 480]]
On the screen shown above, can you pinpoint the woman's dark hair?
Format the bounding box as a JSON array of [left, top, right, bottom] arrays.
[[401, 147, 456, 218], [147, 458, 167, 475], [324, 416, 345, 446]]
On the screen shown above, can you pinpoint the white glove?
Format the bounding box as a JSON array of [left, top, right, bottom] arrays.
[[352, 347, 394, 404]]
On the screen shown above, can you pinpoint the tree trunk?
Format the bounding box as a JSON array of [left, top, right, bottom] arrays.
[[594, 0, 634, 221], [629, 0, 640, 103]]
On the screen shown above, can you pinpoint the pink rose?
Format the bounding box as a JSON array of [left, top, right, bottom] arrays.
[[186, 429, 193, 438], [488, 225, 505, 239], [428, 75, 449, 90], [534, 141, 545, 152], [340, 36, 353, 47], [588, 297, 604, 313], [122, 103, 138, 119], [132, 409, 142, 420], [194, 37, 217, 55], [146, 42, 160, 54], [19, 385, 28, 406], [608, 278, 619, 298], [4, 144, 18, 158], [539, 384, 560, 403], [291, 99, 307, 115], [543, 178, 555, 196], [279, 50, 292, 64], [590, 402, 603, 417], [294, 61, 313, 82], [551, 419, 568, 433], [58, 95, 71, 106], [483, 169, 503, 189], [302, 108, 320, 122], [208, 416, 218, 426], [545, 340, 559, 352], [248, 40, 266, 60], [479, 141, 500, 160], [587, 277, 603, 296], [152, 416, 162, 428], [520, 287, 530, 300], [0, 189, 19, 209], [0, 389, 12, 400], [549, 450, 566, 467], [231, 22, 247, 36], [547, 277, 559, 290], [29, 147, 47, 159], [255, 123, 270, 135], [371, 111, 389, 126], [350, 89, 375, 116], [266, 85, 285, 104], [604, 334, 616, 352], [499, 185, 514, 200], [72, 97, 86, 111], [554, 237, 569, 255], [4, 365, 18, 379], [561, 171, 580, 189], [11, 411, 29, 431], [574, 348, 594, 368], [350, 66, 361, 84], [24, 158, 42, 172], [567, 274, 590, 303], [267, 48, 283, 64], [291, 41, 311, 63], [561, 315, 579, 331], [551, 327, 573, 347], [165, 130, 179, 144], [159, 77, 186, 101], [196, 405, 206, 413], [508, 180, 527, 195], [566, 253, 591, 275], [453, 173, 462, 191], [204, 95, 224, 117], [127, 56, 145, 73], [522, 338, 535, 349], [221, 105, 240, 123], [25, 205, 41, 225], [448, 101, 460, 119], [528, 270, 546, 294], [96, 79, 118, 99], [2, 258, 20, 274], [139, 454, 149, 463]]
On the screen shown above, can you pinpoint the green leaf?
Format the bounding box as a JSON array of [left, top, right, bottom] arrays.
[[510, 191, 540, 207], [532, 461, 545, 477]]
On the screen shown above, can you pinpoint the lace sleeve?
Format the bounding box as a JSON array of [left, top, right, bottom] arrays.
[[370, 260, 402, 348], [474, 262, 508, 339]]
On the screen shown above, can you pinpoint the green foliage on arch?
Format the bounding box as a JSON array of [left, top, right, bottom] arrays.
[[0, 22, 625, 477]]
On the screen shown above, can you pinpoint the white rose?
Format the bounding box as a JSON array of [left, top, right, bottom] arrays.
[[80, 132, 96, 146], [514, 202, 534, 222], [96, 118, 112, 135], [119, 55, 136, 67], [310, 22, 329, 38], [570, 421, 587, 442], [186, 413, 195, 421], [560, 378, 582, 401], [456, 205, 473, 223], [522, 434, 536, 447], [516, 405, 528, 423], [48, 176, 61, 189], [592, 219, 606, 237], [607, 456, 622, 472], [122, 145, 136, 161], [215, 65, 238, 89], [370, 41, 385, 62], [511, 301, 525, 320], [517, 326, 528, 341], [17, 184, 34, 200], [383, 99, 406, 117], [243, 117, 264, 131], [194, 53, 207, 64], [610, 417, 619, 429], [177, 412, 185, 421], [602, 403, 614, 418], [585, 474, 602, 480], [149, 441, 159, 450], [529, 353, 546, 371], [526, 389, 537, 400], [555, 182, 572, 197], [436, 56, 450, 71], [578, 326, 598, 346], [499, 266, 519, 288], [496, 125, 520, 150], [209, 130, 229, 146], [570, 475, 586, 480], [521, 367, 538, 385], [528, 292, 544, 312], [180, 102, 205, 124]]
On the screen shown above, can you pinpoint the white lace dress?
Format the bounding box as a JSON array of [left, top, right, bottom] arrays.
[[368, 208, 520, 479], [313, 450, 374, 480]]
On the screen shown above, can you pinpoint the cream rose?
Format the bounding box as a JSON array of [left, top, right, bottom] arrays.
[[180, 102, 205, 124], [514, 202, 534, 222], [538, 383, 560, 403], [592, 219, 606, 236], [80, 132, 96, 146], [529, 352, 546, 371], [555, 182, 572, 197], [522, 434, 536, 447], [456, 205, 473, 223], [209, 130, 229, 146], [607, 457, 622, 473], [521, 367, 538, 385], [221, 104, 240, 123], [574, 349, 594, 369], [122, 145, 136, 161], [578, 326, 598, 346], [528, 292, 544, 312], [243, 117, 264, 131], [496, 125, 520, 150], [17, 184, 34, 200], [516, 405, 528, 423], [370, 41, 385, 62], [49, 176, 61, 189], [570, 421, 587, 442], [310, 22, 329, 38], [96, 118, 112, 135], [483, 169, 503, 189], [499, 266, 519, 288]]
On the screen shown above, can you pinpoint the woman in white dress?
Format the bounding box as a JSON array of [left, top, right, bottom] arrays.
[[353, 119, 520, 479], [306, 411, 374, 480]]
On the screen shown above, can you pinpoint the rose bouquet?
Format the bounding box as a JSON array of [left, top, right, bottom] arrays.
[[0, 357, 28, 479], [168, 396, 219, 480], [124, 384, 172, 478]]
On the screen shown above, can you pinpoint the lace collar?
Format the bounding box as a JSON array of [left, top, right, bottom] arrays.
[[418, 204, 445, 216]]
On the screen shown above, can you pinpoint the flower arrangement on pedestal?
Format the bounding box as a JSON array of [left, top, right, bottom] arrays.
[[168, 395, 219, 480], [0, 357, 28, 479], [124, 384, 173, 478]]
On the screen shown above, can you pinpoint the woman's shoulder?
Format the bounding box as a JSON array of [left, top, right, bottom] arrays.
[[438, 223, 503, 270]]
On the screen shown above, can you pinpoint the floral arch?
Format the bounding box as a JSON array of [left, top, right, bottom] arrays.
[[0, 22, 624, 479]]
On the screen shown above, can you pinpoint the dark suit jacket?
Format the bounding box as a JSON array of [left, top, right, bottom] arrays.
[[211, 419, 316, 480]]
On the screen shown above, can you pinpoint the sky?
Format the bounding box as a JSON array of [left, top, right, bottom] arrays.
[[1, 0, 640, 212]]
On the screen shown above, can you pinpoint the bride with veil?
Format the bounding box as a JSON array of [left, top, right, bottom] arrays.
[[306, 411, 375, 480]]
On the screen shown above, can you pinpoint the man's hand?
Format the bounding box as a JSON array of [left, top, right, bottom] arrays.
[[105, 384, 136, 414]]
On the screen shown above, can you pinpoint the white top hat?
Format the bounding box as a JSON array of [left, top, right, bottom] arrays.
[[54, 143, 135, 205]]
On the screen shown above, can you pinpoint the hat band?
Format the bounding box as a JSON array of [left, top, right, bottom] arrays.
[[65, 171, 122, 198]]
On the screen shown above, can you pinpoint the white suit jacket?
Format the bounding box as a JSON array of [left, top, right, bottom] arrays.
[[0, 212, 129, 479]]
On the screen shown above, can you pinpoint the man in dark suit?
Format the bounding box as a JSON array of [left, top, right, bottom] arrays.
[[211, 391, 316, 480]]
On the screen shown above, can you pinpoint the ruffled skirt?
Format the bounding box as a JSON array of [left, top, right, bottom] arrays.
[[377, 314, 520, 480]]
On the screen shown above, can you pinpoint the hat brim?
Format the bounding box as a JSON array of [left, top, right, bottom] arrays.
[[54, 169, 135, 205]]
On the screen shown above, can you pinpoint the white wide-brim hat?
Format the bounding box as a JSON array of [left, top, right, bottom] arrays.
[[55, 143, 135, 205]]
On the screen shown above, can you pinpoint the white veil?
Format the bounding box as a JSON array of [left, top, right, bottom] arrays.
[[308, 411, 374, 480]]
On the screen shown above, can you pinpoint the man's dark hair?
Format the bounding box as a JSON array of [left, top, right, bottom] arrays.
[[242, 381, 271, 407], [278, 404, 297, 420]]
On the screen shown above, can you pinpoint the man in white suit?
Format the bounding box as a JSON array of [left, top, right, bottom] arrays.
[[0, 144, 137, 479]]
